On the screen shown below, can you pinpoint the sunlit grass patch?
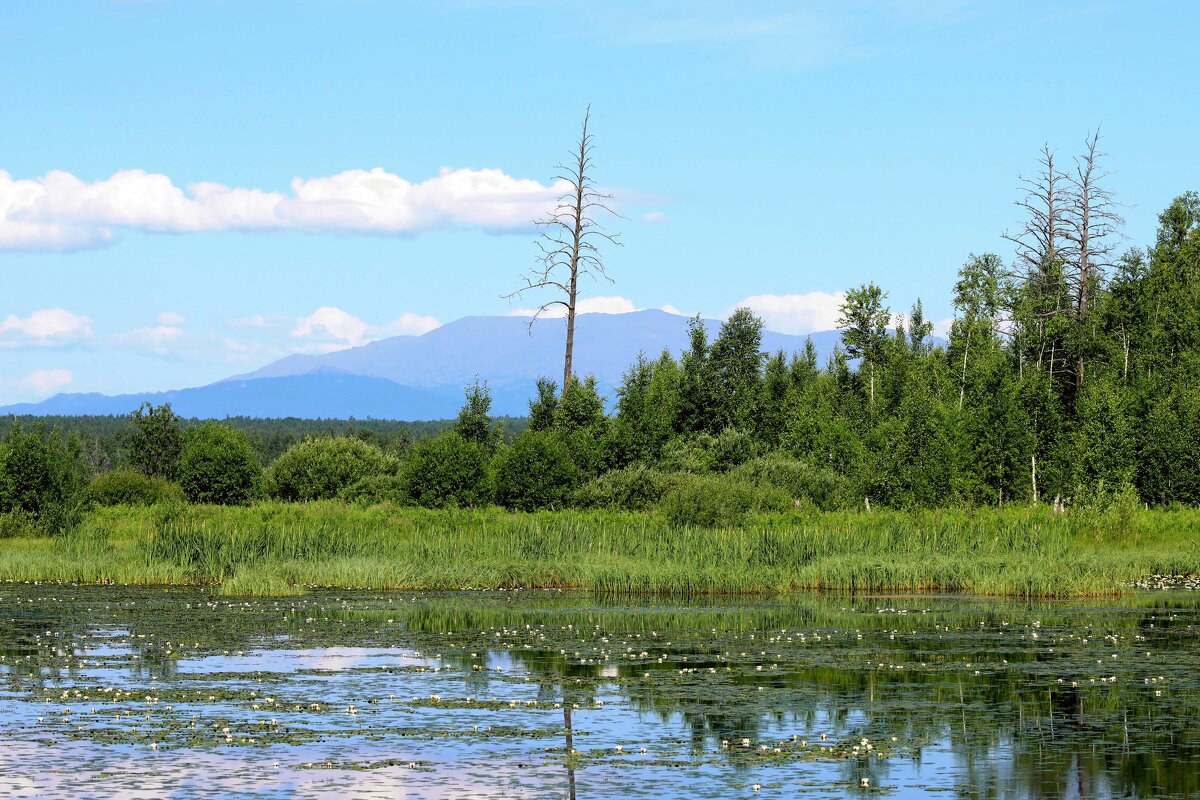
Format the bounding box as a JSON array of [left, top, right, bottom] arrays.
[[0, 501, 1196, 597]]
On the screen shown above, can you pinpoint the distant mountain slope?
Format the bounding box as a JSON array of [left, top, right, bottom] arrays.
[[0, 373, 461, 420], [229, 309, 846, 394], [3, 310, 862, 420]]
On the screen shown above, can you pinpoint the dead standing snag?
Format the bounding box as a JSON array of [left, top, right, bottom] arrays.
[[506, 106, 622, 388]]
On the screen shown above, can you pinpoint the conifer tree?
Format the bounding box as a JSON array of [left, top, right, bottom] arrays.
[[710, 307, 765, 431]]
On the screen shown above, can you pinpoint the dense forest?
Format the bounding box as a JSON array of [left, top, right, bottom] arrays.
[[588, 181, 1200, 511], [1, 142, 1197, 529], [0, 414, 527, 471]]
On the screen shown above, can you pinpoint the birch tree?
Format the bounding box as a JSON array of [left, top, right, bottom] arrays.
[[837, 283, 890, 407], [950, 253, 1002, 410]]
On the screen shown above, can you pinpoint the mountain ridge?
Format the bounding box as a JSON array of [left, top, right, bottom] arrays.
[[3, 310, 860, 420]]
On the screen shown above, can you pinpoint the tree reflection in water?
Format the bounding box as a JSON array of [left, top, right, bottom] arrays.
[[1, 586, 1198, 798]]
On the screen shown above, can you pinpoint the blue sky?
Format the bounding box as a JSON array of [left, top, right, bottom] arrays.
[[1, 0, 1197, 403]]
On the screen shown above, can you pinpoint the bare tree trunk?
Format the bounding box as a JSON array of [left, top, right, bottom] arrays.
[[563, 140, 586, 388], [1049, 341, 1056, 394], [958, 333, 970, 411], [1004, 144, 1066, 272], [563, 295, 575, 389], [1063, 128, 1124, 393], [1004, 144, 1071, 393], [1122, 330, 1129, 383], [1032, 454, 1038, 505], [506, 107, 620, 387]]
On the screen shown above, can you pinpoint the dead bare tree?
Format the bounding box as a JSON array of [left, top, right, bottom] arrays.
[[1062, 128, 1125, 391], [506, 107, 621, 389], [1004, 143, 1069, 275], [1002, 144, 1071, 383]]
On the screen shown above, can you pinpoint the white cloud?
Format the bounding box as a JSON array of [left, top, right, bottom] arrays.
[[577, 295, 638, 315], [641, 211, 667, 223], [292, 306, 441, 350], [112, 324, 184, 355], [292, 306, 371, 347], [13, 368, 73, 397], [0, 166, 568, 251], [379, 312, 443, 337], [281, 167, 563, 234], [156, 311, 186, 326], [0, 308, 93, 346], [732, 291, 847, 334]]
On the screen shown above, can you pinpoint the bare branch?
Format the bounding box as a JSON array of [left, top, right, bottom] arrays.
[[505, 105, 623, 386]]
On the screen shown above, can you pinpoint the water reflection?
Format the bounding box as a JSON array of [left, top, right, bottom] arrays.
[[0, 586, 1198, 798]]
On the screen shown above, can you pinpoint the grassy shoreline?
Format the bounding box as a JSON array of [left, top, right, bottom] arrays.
[[1, 502, 1197, 598]]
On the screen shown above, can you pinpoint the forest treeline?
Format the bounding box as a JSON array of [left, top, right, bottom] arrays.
[[0, 414, 526, 471], [1, 160, 1197, 531]]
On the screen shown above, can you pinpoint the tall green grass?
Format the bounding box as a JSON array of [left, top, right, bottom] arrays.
[[0, 501, 1196, 597]]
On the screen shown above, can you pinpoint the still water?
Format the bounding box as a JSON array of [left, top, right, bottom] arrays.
[[0, 584, 1197, 798]]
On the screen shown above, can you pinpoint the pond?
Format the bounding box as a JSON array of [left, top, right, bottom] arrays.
[[1, 584, 1197, 798]]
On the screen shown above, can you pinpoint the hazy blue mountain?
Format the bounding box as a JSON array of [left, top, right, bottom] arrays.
[[3, 310, 857, 420], [228, 310, 847, 406], [0, 374, 460, 420]]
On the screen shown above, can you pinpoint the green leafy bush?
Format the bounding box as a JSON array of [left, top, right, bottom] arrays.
[[658, 433, 717, 474], [88, 468, 185, 506], [574, 466, 683, 511], [493, 431, 580, 511], [731, 457, 852, 511], [709, 427, 761, 472], [0, 422, 88, 534], [453, 378, 500, 451], [338, 474, 410, 506], [402, 432, 491, 508], [559, 424, 608, 478], [0, 510, 38, 539], [265, 437, 397, 501], [177, 423, 261, 505], [555, 376, 606, 433], [658, 474, 791, 528], [127, 402, 183, 479]]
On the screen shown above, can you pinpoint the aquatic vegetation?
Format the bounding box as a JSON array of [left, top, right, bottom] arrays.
[[0, 586, 1198, 798]]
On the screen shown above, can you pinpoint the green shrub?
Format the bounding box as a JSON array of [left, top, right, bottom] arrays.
[[555, 376, 606, 433], [127, 402, 183, 480], [177, 423, 261, 505], [658, 474, 791, 528], [658, 433, 717, 474], [265, 437, 396, 501], [559, 424, 608, 478], [709, 427, 761, 472], [88, 469, 185, 506], [0, 422, 88, 535], [402, 432, 491, 508], [1071, 478, 1141, 513], [575, 466, 683, 511], [494, 431, 580, 511], [0, 510, 38, 539], [731, 456, 852, 511], [338, 474, 410, 506]]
